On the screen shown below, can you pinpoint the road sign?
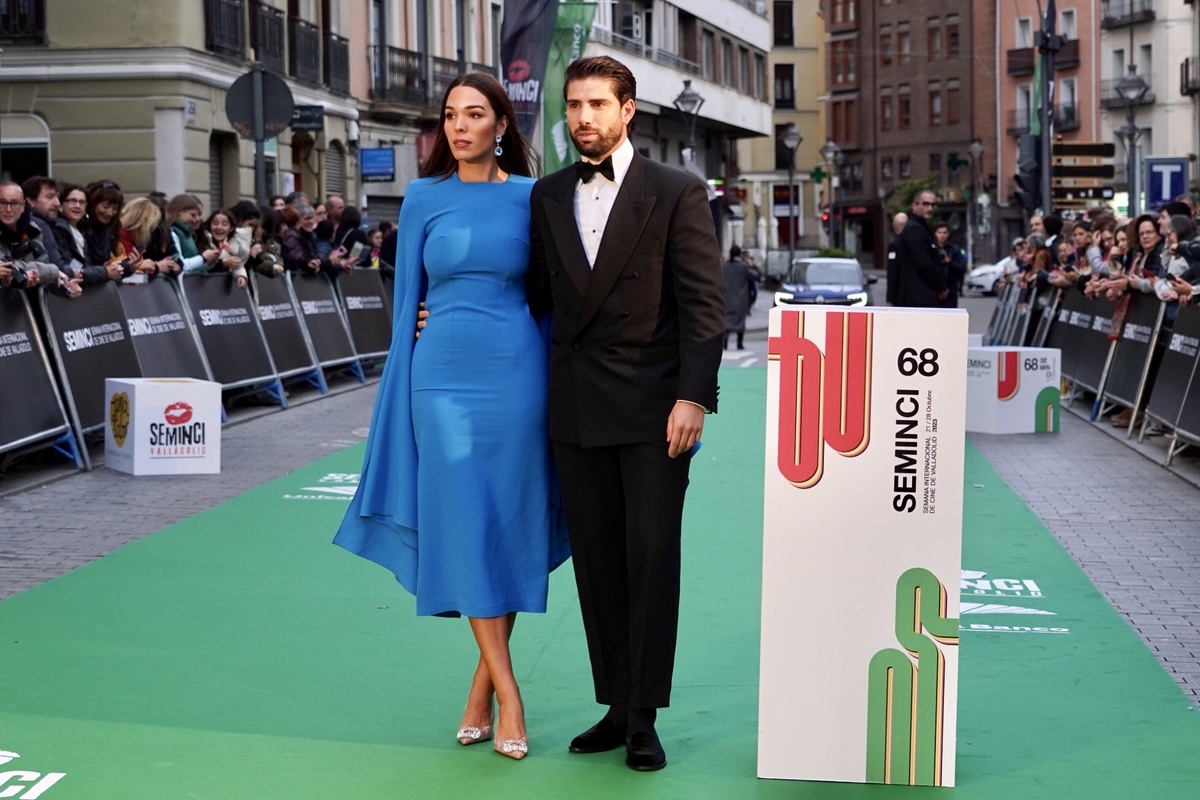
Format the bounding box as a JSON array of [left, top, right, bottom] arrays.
[[1145, 157, 1189, 209], [1052, 142, 1116, 159], [1052, 186, 1114, 201], [225, 67, 294, 141]]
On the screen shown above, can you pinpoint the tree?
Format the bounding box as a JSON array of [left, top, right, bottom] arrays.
[[887, 175, 938, 218]]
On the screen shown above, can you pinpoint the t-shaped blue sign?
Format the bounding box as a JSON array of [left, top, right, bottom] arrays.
[[1145, 157, 1189, 209]]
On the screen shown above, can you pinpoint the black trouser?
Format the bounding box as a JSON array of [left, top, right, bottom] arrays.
[[723, 330, 744, 349], [552, 439, 691, 709]]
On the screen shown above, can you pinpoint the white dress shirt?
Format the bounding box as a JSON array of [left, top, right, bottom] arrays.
[[574, 138, 635, 269]]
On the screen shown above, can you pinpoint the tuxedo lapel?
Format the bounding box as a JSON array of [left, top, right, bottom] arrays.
[[541, 172, 590, 297], [577, 155, 656, 330]]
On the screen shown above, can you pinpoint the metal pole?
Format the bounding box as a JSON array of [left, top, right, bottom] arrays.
[[967, 182, 974, 273], [786, 158, 795, 267], [252, 63, 268, 207]]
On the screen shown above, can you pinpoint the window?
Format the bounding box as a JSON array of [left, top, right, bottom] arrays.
[[946, 78, 960, 125], [702, 30, 716, 80], [928, 81, 942, 126], [830, 99, 857, 145], [929, 153, 941, 181], [946, 14, 959, 56], [1017, 83, 1032, 128], [1060, 9, 1076, 40], [898, 24, 911, 66], [1016, 17, 1032, 49], [927, 18, 943, 62], [1112, 48, 1125, 80], [1138, 44, 1152, 79], [722, 38, 733, 85], [881, 157, 894, 180], [899, 156, 912, 178], [898, 84, 911, 129], [756, 54, 766, 100], [830, 40, 855, 87], [880, 92, 894, 131], [739, 47, 750, 93], [774, 1, 794, 47], [880, 27, 892, 67], [775, 64, 795, 109]]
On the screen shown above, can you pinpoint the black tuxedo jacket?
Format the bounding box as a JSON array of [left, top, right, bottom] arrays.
[[528, 153, 724, 447]]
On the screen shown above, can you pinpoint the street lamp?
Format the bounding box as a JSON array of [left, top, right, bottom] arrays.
[[673, 79, 705, 156], [819, 139, 843, 250], [967, 138, 984, 273], [779, 123, 802, 268], [1116, 64, 1149, 216]]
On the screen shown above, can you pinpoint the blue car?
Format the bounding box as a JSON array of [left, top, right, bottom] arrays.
[[774, 258, 876, 307]]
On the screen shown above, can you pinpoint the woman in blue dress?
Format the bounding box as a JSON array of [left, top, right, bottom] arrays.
[[334, 73, 569, 760]]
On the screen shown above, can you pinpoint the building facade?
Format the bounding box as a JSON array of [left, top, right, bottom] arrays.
[[735, 0, 828, 264], [823, 0, 999, 269]]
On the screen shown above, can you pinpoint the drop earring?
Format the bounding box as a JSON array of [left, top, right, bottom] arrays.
[[494, 134, 504, 157]]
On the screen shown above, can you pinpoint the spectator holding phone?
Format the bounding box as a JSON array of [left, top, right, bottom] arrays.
[[82, 179, 141, 280], [119, 196, 179, 279], [332, 205, 370, 272], [0, 181, 61, 292], [230, 201, 284, 278], [200, 209, 248, 289]]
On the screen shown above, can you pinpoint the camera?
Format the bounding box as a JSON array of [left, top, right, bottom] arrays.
[[1178, 236, 1200, 262]]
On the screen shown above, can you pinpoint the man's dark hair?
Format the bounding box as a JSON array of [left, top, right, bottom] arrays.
[[729, 244, 742, 260], [1160, 200, 1191, 219], [564, 55, 637, 107], [341, 205, 362, 229], [229, 199, 262, 224], [21, 175, 57, 202], [1043, 215, 1064, 237], [933, 222, 950, 233], [284, 191, 308, 206]]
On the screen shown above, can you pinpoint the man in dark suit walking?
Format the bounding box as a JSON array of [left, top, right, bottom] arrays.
[[894, 189, 949, 307], [528, 55, 724, 772]]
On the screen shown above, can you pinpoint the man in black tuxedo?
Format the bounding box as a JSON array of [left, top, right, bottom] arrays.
[[527, 55, 724, 772], [894, 189, 949, 307]]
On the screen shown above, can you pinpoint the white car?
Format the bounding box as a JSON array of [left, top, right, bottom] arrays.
[[965, 257, 1018, 295]]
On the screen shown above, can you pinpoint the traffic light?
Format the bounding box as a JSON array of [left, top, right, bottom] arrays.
[[1013, 133, 1041, 212], [821, 206, 831, 233]]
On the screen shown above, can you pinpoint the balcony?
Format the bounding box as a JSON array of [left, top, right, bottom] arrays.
[[467, 62, 500, 78], [252, 2, 286, 74], [0, 0, 46, 45], [289, 17, 321, 86], [1101, 0, 1155, 28], [1007, 47, 1035, 76], [205, 0, 246, 60], [1005, 103, 1081, 136], [325, 33, 350, 95], [1006, 39, 1080, 76], [369, 45, 427, 112], [1100, 77, 1156, 108], [589, 27, 702, 76], [1183, 57, 1200, 96]]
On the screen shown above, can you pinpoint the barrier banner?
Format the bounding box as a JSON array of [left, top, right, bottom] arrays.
[[178, 275, 277, 389], [337, 268, 392, 358], [288, 273, 358, 367], [0, 290, 74, 453], [118, 279, 211, 380], [252, 273, 320, 378], [759, 306, 967, 787], [1067, 296, 1116, 392], [1102, 295, 1164, 408], [1146, 305, 1200, 430], [1172, 326, 1200, 449], [1042, 288, 1077, 360], [41, 281, 142, 433]]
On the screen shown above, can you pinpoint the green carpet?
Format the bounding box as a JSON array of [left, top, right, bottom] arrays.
[[1, 370, 1198, 799]]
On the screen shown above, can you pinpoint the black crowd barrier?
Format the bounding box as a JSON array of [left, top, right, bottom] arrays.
[[1067, 296, 1117, 396], [0, 289, 79, 466], [288, 273, 360, 370], [336, 268, 393, 359], [40, 281, 142, 435], [177, 274, 279, 390], [252, 272, 323, 383], [119, 280, 211, 380], [1101, 294, 1164, 411], [1145, 304, 1200, 438]]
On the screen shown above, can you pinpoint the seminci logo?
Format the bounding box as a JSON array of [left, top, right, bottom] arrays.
[[0, 750, 66, 797], [768, 310, 873, 488]]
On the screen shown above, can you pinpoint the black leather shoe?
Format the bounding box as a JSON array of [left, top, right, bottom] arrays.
[[569, 717, 628, 753], [624, 730, 667, 771]]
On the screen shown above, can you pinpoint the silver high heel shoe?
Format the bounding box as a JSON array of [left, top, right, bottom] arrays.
[[457, 723, 493, 746], [494, 737, 528, 759]]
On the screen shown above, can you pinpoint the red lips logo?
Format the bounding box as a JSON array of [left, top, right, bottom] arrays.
[[506, 60, 531, 82], [164, 402, 193, 426]]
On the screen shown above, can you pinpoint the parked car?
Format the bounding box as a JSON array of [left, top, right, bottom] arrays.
[[965, 256, 1018, 295], [774, 257, 876, 307]]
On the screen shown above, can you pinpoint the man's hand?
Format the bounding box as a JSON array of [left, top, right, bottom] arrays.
[[666, 401, 705, 458], [415, 301, 429, 339], [0, 263, 11, 287], [25, 269, 40, 288], [106, 260, 123, 280], [936, 288, 949, 301], [63, 275, 82, 298]]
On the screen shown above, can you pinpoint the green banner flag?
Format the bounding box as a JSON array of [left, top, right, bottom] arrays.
[[542, 2, 596, 174], [1030, 53, 1043, 136]]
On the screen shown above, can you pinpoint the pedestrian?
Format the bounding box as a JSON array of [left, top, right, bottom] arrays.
[[886, 211, 907, 305], [334, 71, 570, 762], [894, 190, 948, 307], [527, 55, 724, 772], [721, 244, 751, 349], [933, 222, 966, 307]]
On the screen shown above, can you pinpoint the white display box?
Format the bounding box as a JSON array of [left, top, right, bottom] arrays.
[[760, 306, 967, 787], [967, 333, 983, 348], [965, 346, 1060, 434], [105, 378, 222, 475]]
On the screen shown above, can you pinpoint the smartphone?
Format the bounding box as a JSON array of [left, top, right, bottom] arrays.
[[348, 242, 365, 262]]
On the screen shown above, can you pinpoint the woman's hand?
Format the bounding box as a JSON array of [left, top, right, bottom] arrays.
[[249, 243, 264, 258], [0, 262, 11, 287], [63, 275, 83, 298], [235, 275, 247, 289], [220, 255, 241, 269], [306, 258, 321, 272], [272, 263, 284, 276], [415, 302, 429, 339], [105, 260, 124, 280], [202, 248, 220, 263]]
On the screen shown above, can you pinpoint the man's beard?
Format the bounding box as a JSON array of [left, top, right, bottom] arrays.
[[570, 124, 623, 159]]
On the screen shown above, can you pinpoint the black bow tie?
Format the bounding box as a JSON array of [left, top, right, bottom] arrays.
[[574, 157, 615, 184]]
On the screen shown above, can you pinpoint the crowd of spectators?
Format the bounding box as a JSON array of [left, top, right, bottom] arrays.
[[997, 196, 1200, 433], [0, 177, 394, 296]]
